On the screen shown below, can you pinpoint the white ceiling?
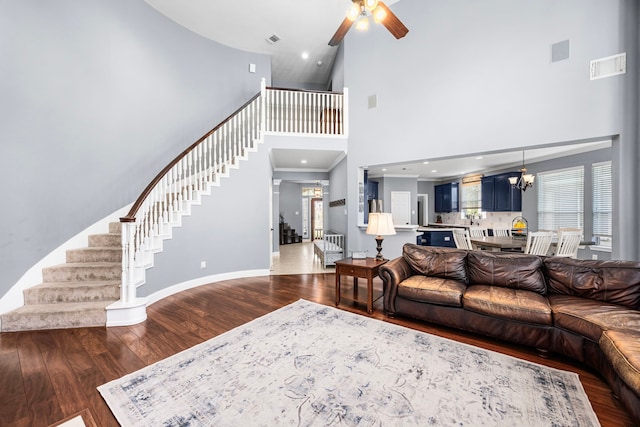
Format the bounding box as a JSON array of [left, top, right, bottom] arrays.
[[270, 149, 346, 172], [366, 140, 612, 180], [144, 0, 401, 87], [143, 1, 610, 180]]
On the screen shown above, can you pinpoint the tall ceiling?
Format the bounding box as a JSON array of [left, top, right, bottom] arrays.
[[143, 1, 610, 180], [144, 0, 401, 87]]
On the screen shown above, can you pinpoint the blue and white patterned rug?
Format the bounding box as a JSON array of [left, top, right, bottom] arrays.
[[98, 299, 600, 426]]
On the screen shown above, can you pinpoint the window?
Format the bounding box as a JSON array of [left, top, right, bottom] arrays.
[[592, 161, 612, 248], [537, 166, 584, 231], [460, 176, 482, 219]]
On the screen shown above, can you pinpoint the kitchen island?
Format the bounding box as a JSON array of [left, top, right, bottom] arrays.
[[416, 226, 460, 247]]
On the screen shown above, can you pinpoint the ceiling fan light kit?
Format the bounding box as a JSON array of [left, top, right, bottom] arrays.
[[355, 16, 370, 31], [328, 0, 409, 46]]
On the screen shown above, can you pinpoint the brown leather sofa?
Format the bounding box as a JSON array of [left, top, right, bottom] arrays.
[[379, 244, 640, 424]]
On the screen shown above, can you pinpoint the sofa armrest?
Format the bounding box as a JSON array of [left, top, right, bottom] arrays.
[[379, 257, 413, 316]]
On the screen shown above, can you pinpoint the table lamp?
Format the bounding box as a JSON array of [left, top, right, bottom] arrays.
[[366, 213, 396, 260]]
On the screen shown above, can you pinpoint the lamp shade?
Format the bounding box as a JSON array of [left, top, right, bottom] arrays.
[[366, 213, 396, 237]]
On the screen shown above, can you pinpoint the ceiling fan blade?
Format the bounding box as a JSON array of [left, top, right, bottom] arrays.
[[328, 16, 355, 46], [378, 1, 409, 40]]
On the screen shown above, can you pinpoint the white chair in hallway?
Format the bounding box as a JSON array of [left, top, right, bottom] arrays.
[[493, 228, 511, 237], [554, 228, 582, 258], [524, 231, 554, 256], [468, 228, 488, 238], [453, 229, 473, 250]]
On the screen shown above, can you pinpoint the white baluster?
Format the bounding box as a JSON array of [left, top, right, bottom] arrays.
[[313, 92, 317, 134], [293, 91, 297, 133], [234, 115, 238, 159], [205, 135, 212, 184], [279, 90, 283, 132]]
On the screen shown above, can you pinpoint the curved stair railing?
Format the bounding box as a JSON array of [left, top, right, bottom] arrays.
[[109, 79, 347, 326]]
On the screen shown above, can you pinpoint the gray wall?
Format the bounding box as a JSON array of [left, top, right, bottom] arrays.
[[0, 0, 271, 299], [142, 148, 272, 296], [328, 157, 349, 241], [344, 0, 639, 261], [329, 43, 345, 92], [279, 181, 304, 237], [373, 176, 419, 225], [418, 181, 437, 225]]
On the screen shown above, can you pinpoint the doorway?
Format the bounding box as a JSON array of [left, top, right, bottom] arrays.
[[417, 194, 429, 226], [311, 197, 323, 239]]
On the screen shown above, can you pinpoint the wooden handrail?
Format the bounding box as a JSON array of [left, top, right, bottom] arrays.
[[120, 91, 261, 222], [266, 86, 343, 95]]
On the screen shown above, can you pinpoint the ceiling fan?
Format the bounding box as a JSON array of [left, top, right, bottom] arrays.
[[328, 0, 409, 46]]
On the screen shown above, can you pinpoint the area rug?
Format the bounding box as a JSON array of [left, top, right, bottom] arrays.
[[98, 299, 600, 426]]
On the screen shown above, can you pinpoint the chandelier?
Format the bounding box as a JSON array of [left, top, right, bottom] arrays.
[[508, 150, 535, 191]]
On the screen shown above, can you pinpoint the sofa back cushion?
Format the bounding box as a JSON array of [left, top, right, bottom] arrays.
[[402, 244, 468, 283], [544, 257, 640, 310], [467, 251, 547, 294]]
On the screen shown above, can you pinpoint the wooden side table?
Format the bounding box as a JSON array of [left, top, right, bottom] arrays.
[[335, 257, 387, 314]]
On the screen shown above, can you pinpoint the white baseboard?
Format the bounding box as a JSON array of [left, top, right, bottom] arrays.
[[145, 269, 271, 307]]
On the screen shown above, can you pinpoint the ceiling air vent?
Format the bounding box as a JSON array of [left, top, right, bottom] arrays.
[[590, 53, 626, 80], [266, 34, 280, 45]]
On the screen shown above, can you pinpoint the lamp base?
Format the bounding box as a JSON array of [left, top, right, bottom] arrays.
[[375, 236, 384, 260]]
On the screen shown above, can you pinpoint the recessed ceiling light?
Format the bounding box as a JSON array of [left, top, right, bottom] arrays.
[[423, 161, 429, 164], [382, 168, 387, 171], [301, 52, 309, 59], [475, 156, 484, 160], [431, 169, 438, 173], [301, 159, 307, 164]]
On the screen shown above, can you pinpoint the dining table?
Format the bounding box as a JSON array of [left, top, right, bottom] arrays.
[[469, 236, 527, 252]]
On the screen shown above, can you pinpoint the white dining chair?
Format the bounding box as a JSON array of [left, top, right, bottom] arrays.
[[554, 228, 582, 258], [468, 228, 487, 238], [493, 228, 512, 237], [524, 231, 554, 256], [453, 229, 473, 250]]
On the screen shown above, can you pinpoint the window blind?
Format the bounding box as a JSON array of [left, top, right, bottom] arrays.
[[592, 161, 612, 247], [537, 166, 584, 231]]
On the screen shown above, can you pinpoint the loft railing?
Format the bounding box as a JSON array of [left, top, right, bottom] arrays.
[[115, 80, 347, 312], [263, 86, 347, 135]]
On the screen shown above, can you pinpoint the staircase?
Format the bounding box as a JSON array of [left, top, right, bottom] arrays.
[[280, 222, 303, 245], [1, 81, 347, 331], [1, 223, 121, 331]]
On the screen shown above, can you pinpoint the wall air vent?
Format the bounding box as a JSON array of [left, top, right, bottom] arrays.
[[590, 53, 626, 80], [266, 34, 280, 45]]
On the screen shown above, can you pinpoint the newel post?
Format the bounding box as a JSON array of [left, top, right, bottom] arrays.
[[105, 218, 147, 327]]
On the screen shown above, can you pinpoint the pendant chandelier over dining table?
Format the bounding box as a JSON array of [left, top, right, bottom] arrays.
[[509, 150, 535, 192]]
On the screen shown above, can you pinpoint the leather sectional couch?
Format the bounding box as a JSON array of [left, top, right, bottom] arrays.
[[379, 244, 640, 424]]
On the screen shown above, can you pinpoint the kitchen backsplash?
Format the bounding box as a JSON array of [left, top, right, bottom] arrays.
[[437, 212, 523, 230]]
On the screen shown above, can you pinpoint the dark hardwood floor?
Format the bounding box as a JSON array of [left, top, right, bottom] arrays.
[[0, 274, 635, 426]]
